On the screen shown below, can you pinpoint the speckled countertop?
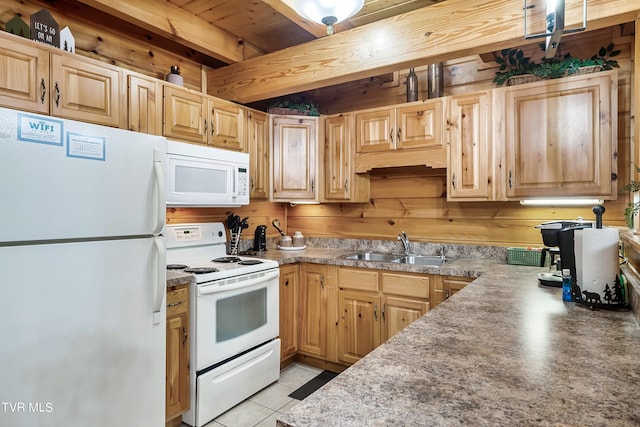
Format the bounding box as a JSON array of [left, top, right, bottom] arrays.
[[260, 247, 640, 427], [166, 270, 192, 287]]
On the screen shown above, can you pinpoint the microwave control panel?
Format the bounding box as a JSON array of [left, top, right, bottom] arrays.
[[236, 167, 248, 196]]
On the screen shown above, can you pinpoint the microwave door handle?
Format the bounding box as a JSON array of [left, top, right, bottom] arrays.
[[232, 167, 238, 198], [198, 270, 280, 295]]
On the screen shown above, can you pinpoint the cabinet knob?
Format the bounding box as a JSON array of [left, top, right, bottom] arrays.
[[452, 173, 456, 190], [182, 326, 188, 348], [374, 303, 378, 320], [389, 128, 394, 144]]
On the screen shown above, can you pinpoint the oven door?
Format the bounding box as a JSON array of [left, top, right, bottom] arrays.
[[194, 269, 279, 370]]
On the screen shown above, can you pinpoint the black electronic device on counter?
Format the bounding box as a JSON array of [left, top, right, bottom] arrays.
[[253, 225, 267, 251]]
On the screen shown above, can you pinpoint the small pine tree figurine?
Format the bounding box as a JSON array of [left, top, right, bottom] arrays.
[[603, 284, 612, 304]]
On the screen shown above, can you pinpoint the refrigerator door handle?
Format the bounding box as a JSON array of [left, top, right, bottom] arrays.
[[153, 148, 166, 235], [153, 236, 166, 325]]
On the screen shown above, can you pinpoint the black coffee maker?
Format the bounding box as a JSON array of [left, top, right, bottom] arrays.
[[253, 225, 267, 251], [536, 220, 592, 286]]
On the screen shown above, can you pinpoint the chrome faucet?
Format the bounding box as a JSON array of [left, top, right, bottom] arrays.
[[440, 244, 446, 260], [397, 231, 411, 254]]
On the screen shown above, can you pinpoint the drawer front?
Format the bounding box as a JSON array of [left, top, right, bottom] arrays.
[[167, 286, 189, 317], [338, 267, 379, 292], [381, 273, 429, 299]]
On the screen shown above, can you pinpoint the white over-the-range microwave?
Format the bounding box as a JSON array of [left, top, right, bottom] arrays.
[[165, 140, 250, 207]]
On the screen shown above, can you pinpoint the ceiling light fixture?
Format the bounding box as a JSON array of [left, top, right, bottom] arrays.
[[292, 0, 365, 35], [524, 0, 587, 58]]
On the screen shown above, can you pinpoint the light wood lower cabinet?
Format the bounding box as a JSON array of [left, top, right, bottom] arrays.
[[298, 263, 335, 358], [166, 285, 190, 422], [431, 275, 473, 307], [337, 267, 431, 364], [279, 264, 299, 362]]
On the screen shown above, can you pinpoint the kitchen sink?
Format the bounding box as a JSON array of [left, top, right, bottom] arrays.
[[341, 252, 400, 262], [391, 255, 446, 266], [341, 252, 446, 266]]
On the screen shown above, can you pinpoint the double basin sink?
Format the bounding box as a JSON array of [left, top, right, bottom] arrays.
[[340, 252, 446, 266]]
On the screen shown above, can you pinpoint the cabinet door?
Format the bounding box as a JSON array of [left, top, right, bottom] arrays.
[[324, 114, 351, 200], [338, 290, 381, 364], [128, 73, 162, 135], [271, 115, 317, 201], [50, 53, 122, 127], [396, 101, 443, 149], [356, 108, 394, 152], [0, 33, 49, 114], [279, 264, 299, 361], [247, 109, 269, 199], [210, 98, 244, 151], [163, 86, 207, 143], [447, 91, 491, 200], [381, 295, 429, 342], [166, 286, 190, 421], [504, 72, 616, 198], [299, 264, 328, 358]]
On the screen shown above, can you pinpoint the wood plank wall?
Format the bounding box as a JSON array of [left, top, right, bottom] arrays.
[[286, 28, 634, 248], [1, 2, 631, 248], [168, 28, 633, 248]]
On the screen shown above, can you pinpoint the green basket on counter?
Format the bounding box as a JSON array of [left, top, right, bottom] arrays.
[[507, 247, 544, 266]]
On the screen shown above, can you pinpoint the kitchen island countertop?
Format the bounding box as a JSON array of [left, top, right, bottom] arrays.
[[260, 249, 640, 427]]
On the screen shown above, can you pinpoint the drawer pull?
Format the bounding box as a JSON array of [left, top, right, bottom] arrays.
[[182, 326, 188, 348], [167, 299, 185, 308]]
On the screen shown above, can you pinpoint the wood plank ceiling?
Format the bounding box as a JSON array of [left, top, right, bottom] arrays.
[[168, 0, 444, 54]]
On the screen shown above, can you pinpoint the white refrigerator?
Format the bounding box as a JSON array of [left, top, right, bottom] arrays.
[[0, 107, 167, 426]]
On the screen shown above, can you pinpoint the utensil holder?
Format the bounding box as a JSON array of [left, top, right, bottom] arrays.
[[229, 232, 241, 255]]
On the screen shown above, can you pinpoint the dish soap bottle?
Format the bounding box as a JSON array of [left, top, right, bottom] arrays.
[[562, 269, 572, 302]]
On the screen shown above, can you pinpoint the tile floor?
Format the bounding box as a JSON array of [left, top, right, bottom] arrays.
[[180, 362, 323, 427]]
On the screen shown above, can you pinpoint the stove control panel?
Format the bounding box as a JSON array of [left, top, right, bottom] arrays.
[[174, 227, 202, 241]]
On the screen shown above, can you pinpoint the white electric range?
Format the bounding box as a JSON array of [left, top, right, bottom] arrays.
[[165, 222, 281, 427]]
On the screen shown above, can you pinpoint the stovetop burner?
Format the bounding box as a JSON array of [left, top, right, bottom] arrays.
[[238, 259, 263, 265], [212, 256, 242, 263], [167, 264, 188, 270], [183, 267, 220, 274]]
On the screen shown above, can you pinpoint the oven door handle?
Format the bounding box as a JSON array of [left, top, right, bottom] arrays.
[[198, 270, 280, 295]]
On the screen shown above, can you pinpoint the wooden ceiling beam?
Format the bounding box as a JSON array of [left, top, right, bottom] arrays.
[[207, 0, 640, 103], [76, 0, 264, 64]]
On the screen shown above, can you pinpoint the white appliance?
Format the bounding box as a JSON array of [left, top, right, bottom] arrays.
[[165, 223, 281, 427], [165, 140, 250, 207], [0, 107, 167, 427]]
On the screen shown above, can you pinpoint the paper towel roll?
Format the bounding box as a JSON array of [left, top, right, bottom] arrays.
[[574, 227, 619, 300]]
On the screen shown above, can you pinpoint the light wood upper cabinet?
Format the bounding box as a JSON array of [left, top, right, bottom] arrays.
[[163, 85, 244, 150], [356, 108, 394, 152], [166, 285, 190, 422], [396, 102, 443, 150], [50, 53, 123, 127], [209, 98, 244, 151], [163, 86, 208, 143], [323, 113, 370, 202], [246, 108, 269, 199], [0, 31, 123, 127], [127, 73, 162, 135], [0, 33, 49, 114], [356, 100, 443, 153], [271, 115, 318, 202], [447, 91, 492, 201], [279, 264, 299, 363], [503, 71, 617, 199]]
